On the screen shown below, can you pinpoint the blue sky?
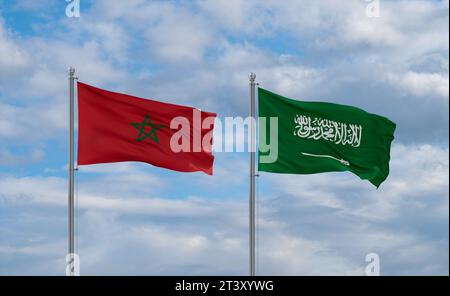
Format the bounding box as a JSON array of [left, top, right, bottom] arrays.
[[0, 0, 448, 275]]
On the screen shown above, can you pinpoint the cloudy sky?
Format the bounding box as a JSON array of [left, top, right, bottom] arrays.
[[0, 0, 448, 275]]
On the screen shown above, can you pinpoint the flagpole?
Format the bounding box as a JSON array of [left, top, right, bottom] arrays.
[[249, 73, 256, 276], [68, 66, 76, 276]]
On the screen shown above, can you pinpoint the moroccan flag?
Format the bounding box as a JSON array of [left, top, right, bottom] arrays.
[[77, 82, 216, 175], [258, 88, 396, 187]]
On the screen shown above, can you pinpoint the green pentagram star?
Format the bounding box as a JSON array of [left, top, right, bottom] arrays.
[[130, 115, 166, 143]]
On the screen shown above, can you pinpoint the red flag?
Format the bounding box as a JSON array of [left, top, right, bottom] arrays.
[[77, 82, 216, 175]]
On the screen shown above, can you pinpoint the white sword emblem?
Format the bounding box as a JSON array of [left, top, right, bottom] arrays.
[[301, 152, 350, 166]]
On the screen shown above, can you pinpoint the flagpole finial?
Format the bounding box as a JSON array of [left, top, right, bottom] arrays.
[[249, 72, 256, 82]]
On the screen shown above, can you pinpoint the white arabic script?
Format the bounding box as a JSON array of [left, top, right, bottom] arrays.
[[294, 114, 362, 147]]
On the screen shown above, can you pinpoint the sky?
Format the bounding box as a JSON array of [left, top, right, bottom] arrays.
[[0, 0, 448, 275]]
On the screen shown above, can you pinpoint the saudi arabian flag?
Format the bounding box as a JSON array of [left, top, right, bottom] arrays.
[[258, 88, 396, 187]]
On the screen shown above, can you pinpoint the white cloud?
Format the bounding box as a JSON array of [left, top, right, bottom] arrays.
[[0, 18, 29, 79], [0, 0, 448, 276], [0, 24, 129, 144], [387, 71, 449, 99], [10, 0, 58, 12], [198, 0, 273, 34], [0, 172, 239, 218], [268, 144, 449, 221], [21, 40, 127, 98], [145, 14, 214, 63], [0, 147, 44, 165], [0, 102, 66, 142], [87, 0, 215, 63], [268, 0, 448, 54], [0, 144, 447, 275]]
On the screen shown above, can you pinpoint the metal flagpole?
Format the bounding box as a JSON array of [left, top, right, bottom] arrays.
[[249, 73, 256, 276], [68, 66, 76, 276]]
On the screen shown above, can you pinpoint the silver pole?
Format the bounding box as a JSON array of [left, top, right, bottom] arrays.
[[68, 66, 76, 276], [249, 73, 256, 276]]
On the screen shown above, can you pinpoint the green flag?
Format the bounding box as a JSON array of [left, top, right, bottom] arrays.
[[258, 88, 396, 187]]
